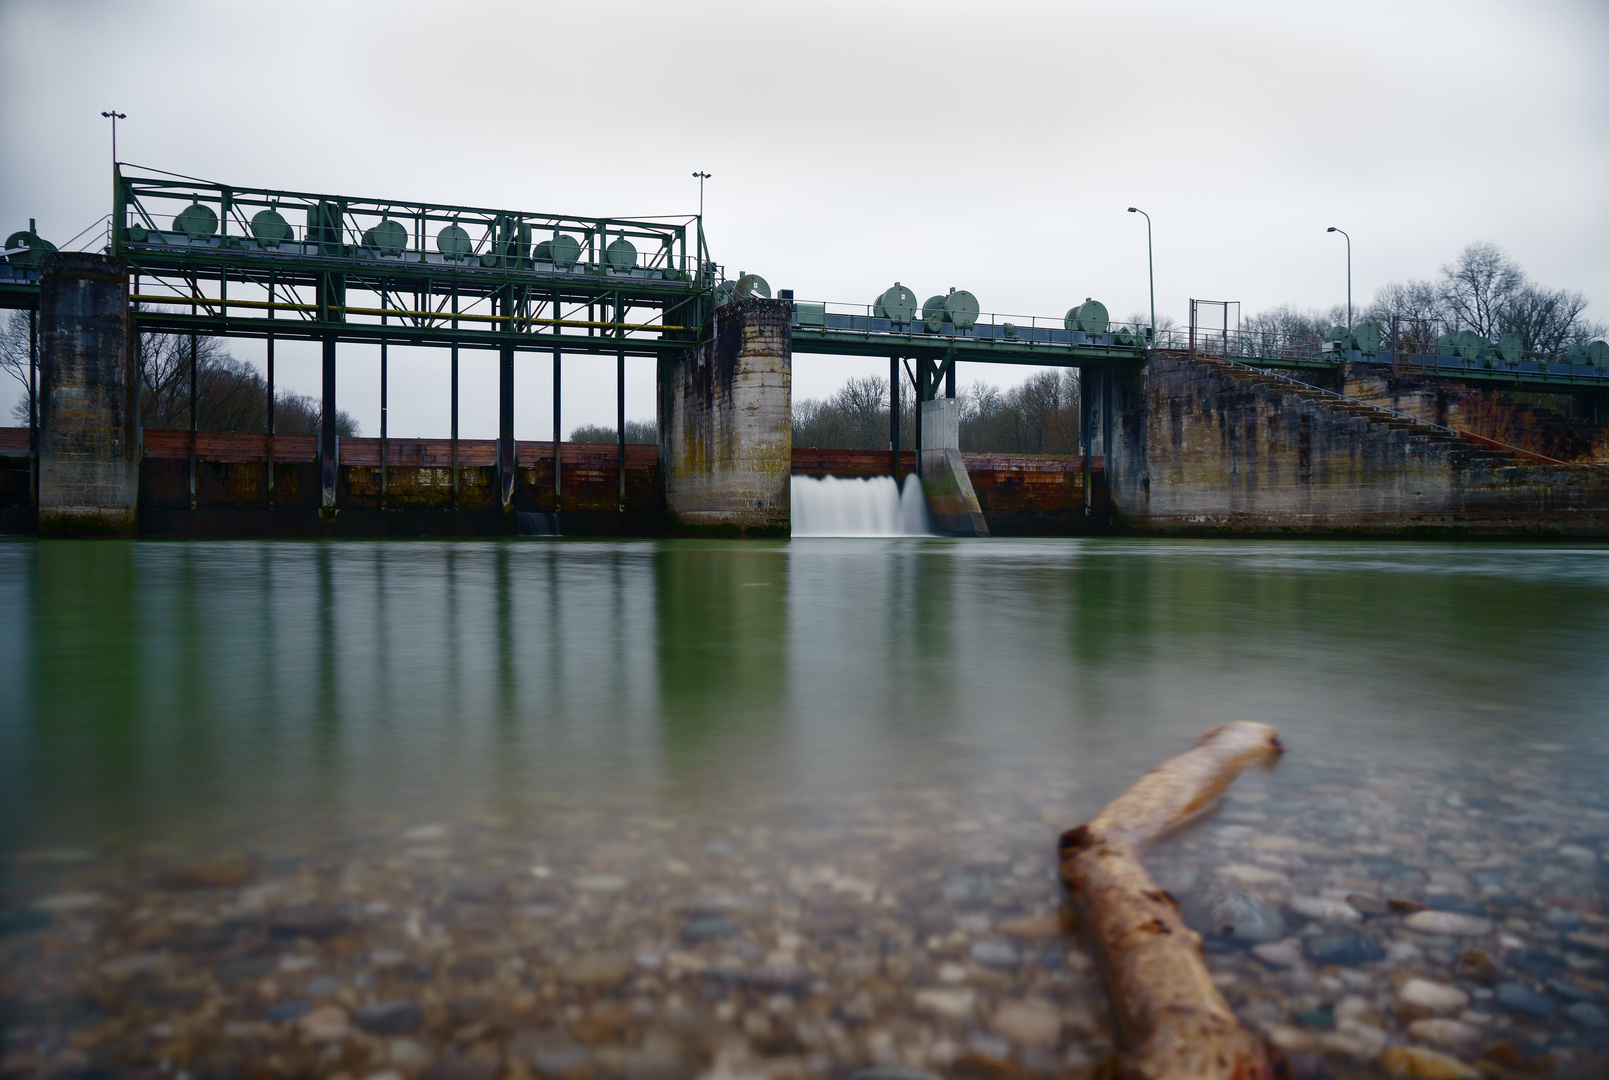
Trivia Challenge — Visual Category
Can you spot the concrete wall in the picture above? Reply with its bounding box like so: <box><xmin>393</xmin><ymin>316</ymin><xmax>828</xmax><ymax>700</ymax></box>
<box><xmin>37</xmin><ymin>253</ymin><xmax>137</xmax><ymax>537</ymax></box>
<box><xmin>658</xmin><ymin>297</ymin><xmax>791</xmax><ymax>536</ymax></box>
<box><xmin>1340</xmin><ymin>366</ymin><xmax>1608</xmax><ymax>462</ymax></box>
<box><xmin>918</xmin><ymin>397</ymin><xmax>988</xmax><ymax>535</ymax></box>
<box><xmin>1109</xmin><ymin>352</ymin><xmax>1609</xmax><ymax>535</ymax></box>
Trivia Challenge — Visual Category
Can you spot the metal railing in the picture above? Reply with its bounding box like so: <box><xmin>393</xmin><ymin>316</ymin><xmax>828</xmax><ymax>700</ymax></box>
<box><xmin>789</xmin><ymin>297</ymin><xmax>1151</xmax><ymax>349</ymax></box>
<box><xmin>113</xmin><ymin>166</ymin><xmax>711</xmax><ymax>287</ymax></box>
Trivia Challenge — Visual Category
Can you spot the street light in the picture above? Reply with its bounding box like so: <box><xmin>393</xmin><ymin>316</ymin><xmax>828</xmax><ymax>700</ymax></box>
<box><xmin>1327</xmin><ymin>226</ymin><xmax>1351</xmax><ymax>332</ymax></box>
<box><xmin>691</xmin><ymin>171</ymin><xmax>711</xmax><ymax>218</ymax></box>
<box><xmin>101</xmin><ymin>110</ymin><xmax>126</xmax><ymax>165</ymax></box>
<box><xmin>1127</xmin><ymin>207</ymin><xmax>1154</xmax><ymax>342</ymax></box>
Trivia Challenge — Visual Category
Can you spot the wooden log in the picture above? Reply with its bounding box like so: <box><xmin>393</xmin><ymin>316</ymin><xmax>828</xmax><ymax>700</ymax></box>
<box><xmin>1057</xmin><ymin>721</ymin><xmax>1287</xmax><ymax>1080</ymax></box>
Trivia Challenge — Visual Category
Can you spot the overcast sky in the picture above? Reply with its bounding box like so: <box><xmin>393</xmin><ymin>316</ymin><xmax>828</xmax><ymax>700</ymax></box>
<box><xmin>3</xmin><ymin>0</ymin><xmax>1606</xmax><ymax>439</ymax></box>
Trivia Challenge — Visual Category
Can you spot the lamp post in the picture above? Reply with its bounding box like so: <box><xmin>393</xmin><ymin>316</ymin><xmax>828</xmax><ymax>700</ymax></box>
<box><xmin>1327</xmin><ymin>226</ymin><xmax>1351</xmax><ymax>332</ymax></box>
<box><xmin>1127</xmin><ymin>207</ymin><xmax>1154</xmax><ymax>342</ymax></box>
<box><xmin>100</xmin><ymin>110</ymin><xmax>126</xmax><ymax>164</ymax></box>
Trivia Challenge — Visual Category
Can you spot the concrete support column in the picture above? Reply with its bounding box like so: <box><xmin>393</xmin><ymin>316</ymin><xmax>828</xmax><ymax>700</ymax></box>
<box><xmin>919</xmin><ymin>396</ymin><xmax>988</xmax><ymax>536</ymax></box>
<box><xmin>498</xmin><ymin>341</ymin><xmax>515</xmax><ymax>509</ymax></box>
<box><xmin>659</xmin><ymin>297</ymin><xmax>791</xmax><ymax>536</ymax></box>
<box><xmin>320</xmin><ymin>334</ymin><xmax>337</xmax><ymax>510</ymax></box>
<box><xmin>38</xmin><ymin>253</ymin><xmax>138</xmax><ymax>537</ymax></box>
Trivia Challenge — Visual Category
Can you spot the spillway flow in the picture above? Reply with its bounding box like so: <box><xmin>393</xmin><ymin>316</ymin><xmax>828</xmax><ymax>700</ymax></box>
<box><xmin>790</xmin><ymin>474</ymin><xmax>931</xmax><ymax>537</ymax></box>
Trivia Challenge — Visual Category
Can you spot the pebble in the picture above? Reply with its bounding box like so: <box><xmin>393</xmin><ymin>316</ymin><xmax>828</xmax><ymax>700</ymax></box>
<box><xmin>1453</xmin><ymin>948</ymin><xmax>1497</xmax><ymax>983</ymax></box>
<box><xmin>159</xmin><ymin>856</ymin><xmax>256</xmax><ymax>889</ymax></box>
<box><xmin>1216</xmin><ymin>863</ymin><xmax>1289</xmax><ymax>886</ymax></box>
<box><xmin>1403</xmin><ymin>911</ymin><xmax>1492</xmax><ymax>937</ymax></box>
<box><xmin>995</xmin><ymin>910</ymin><xmax>1062</xmax><ymax>941</ymax></box>
<box><xmin>560</xmin><ymin>951</ymin><xmax>632</xmax><ymax>989</ymax></box>
<box><xmin>1378</xmin><ymin>1045</ymin><xmax>1480</xmax><ymax>1078</ymax></box>
<box><xmin>100</xmin><ymin>952</ymin><xmax>169</xmax><ymax>979</ymax></box>
<box><xmin>1566</xmin><ymin>1002</ymin><xmax>1608</xmax><ymax>1028</ymax></box>
<box><xmin>1289</xmin><ymin>896</ymin><xmax>1361</xmax><ymax>923</ymax></box>
<box><xmin>682</xmin><ymin>915</ymin><xmax>741</xmax><ymax>943</ymax></box>
<box><xmin>32</xmin><ymin>892</ymin><xmax>104</xmax><ymax>912</ymax></box>
<box><xmin>573</xmin><ymin>873</ymin><xmax>628</xmax><ymax>892</ymax></box>
<box><xmin>914</xmin><ymin>987</ymin><xmax>974</xmax><ymax>1019</ymax></box>
<box><xmin>297</xmin><ymin>1004</ymin><xmax>350</xmax><ymax>1041</ymax></box>
<box><xmin>389</xmin><ymin>1038</ymin><xmax>435</xmax><ymax>1070</ymax></box>
<box><xmin>1397</xmin><ymin>979</ymin><xmax>1469</xmax><ymax>1012</ymax></box>
<box><xmin>1345</xmin><ymin>894</ymin><xmax>1389</xmax><ymax>917</ymax></box>
<box><xmin>1192</xmin><ymin>890</ymin><xmax>1286</xmax><ymax>945</ymax></box>
<box><xmin>1252</xmin><ymin>940</ymin><xmax>1304</xmax><ymax>968</ymax></box>
<box><xmin>268</xmin><ymin>906</ymin><xmax>353</xmax><ymax>940</ymax></box>
<box><xmin>990</xmin><ymin>998</ymin><xmax>1061</xmax><ymax>1046</ymax></box>
<box><xmin>846</xmin><ymin>1071</ymin><xmax>943</xmax><ymax>1080</ymax></box>
<box><xmin>355</xmin><ymin>999</ymin><xmax>425</xmax><ymax>1035</ymax></box>
<box><xmin>264</xmin><ymin>999</ymin><xmax>313</xmax><ymax>1023</ymax></box>
<box><xmin>1304</xmin><ymin>933</ymin><xmax>1386</xmax><ymax>966</ymax></box>
<box><xmin>1493</xmin><ymin>982</ymin><xmax>1556</xmax><ymax>1018</ymax></box>
<box><xmin>1405</xmin><ymin>1019</ymin><xmax>1479</xmax><ymax>1046</ymax></box>
<box><xmin>968</xmin><ymin>939</ymin><xmax>1019</xmax><ymax>968</ymax></box>
<box><xmin>421</xmin><ymin>1054</ymin><xmax>497</xmax><ymax>1080</ymax></box>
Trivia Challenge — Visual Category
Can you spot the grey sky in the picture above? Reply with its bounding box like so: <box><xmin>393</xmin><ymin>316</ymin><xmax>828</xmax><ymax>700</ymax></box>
<box><xmin>4</xmin><ymin>0</ymin><xmax>1606</xmax><ymax>439</ymax></box>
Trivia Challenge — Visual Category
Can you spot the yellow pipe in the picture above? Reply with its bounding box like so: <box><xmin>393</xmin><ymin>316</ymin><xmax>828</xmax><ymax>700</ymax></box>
<box><xmin>129</xmin><ymin>294</ymin><xmax>686</xmax><ymax>332</ymax></box>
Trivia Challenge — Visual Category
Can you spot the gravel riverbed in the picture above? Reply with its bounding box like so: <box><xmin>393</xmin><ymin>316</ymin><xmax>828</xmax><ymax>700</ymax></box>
<box><xmin>4</xmin><ymin>746</ymin><xmax>1606</xmax><ymax>1080</ymax></box>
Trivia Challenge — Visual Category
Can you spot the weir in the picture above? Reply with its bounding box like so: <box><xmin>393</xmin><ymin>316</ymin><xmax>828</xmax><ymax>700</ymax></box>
<box><xmin>3</xmin><ymin>166</ymin><xmax>1608</xmax><ymax>538</ymax></box>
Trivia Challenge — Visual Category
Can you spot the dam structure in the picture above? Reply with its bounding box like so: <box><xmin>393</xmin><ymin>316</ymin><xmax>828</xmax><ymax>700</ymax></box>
<box><xmin>3</xmin><ymin>167</ymin><xmax>1608</xmax><ymax>538</ymax></box>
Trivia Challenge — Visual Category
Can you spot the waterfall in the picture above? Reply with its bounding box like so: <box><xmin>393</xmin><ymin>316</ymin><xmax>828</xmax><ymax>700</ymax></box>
<box><xmin>790</xmin><ymin>475</ymin><xmax>931</xmax><ymax>537</ymax></box>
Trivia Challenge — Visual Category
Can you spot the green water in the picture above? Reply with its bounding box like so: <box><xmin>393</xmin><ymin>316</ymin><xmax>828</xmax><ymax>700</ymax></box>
<box><xmin>4</xmin><ymin>539</ymin><xmax>1607</xmax><ymax>853</ymax></box>
<box><xmin>2</xmin><ymin>538</ymin><xmax>1607</xmax><ymax>1076</ymax></box>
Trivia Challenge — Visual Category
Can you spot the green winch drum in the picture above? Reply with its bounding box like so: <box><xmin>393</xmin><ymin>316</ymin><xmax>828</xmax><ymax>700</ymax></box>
<box><xmin>1075</xmin><ymin>298</ymin><xmax>1109</xmax><ymax>335</ymax></box>
<box><xmin>875</xmin><ymin>282</ymin><xmax>917</xmax><ymax>324</ymax></box>
<box><xmin>1455</xmin><ymin>330</ymin><xmax>1486</xmax><ymax>359</ymax></box>
<box><xmin>370</xmin><ymin>219</ymin><xmax>407</xmax><ymax>257</ymax></box>
<box><xmin>4</xmin><ymin>229</ymin><xmax>57</xmax><ymax>266</ymax></box>
<box><xmin>1352</xmin><ymin>321</ymin><xmax>1383</xmax><ymax>355</ymax></box>
<box><xmin>436</xmin><ymin>224</ymin><xmax>471</xmax><ymax>260</ymax></box>
<box><xmin>1589</xmin><ymin>341</ymin><xmax>1609</xmax><ymax>370</ymax></box>
<box><xmin>922</xmin><ymin>294</ymin><xmax>948</xmax><ymax>333</ymax></box>
<box><xmin>532</xmin><ymin>240</ymin><xmax>554</xmax><ymax>264</ymax></box>
<box><xmin>943</xmin><ymin>288</ymin><xmax>979</xmax><ymax>330</ymax></box>
<box><xmin>1496</xmin><ymin>334</ymin><xmax>1524</xmax><ymax>364</ymax></box>
<box><xmin>174</xmin><ymin>203</ymin><xmax>218</xmax><ymax>240</ymax></box>
<box><xmin>605</xmin><ymin>236</ymin><xmax>637</xmax><ymax>271</ymax></box>
<box><xmin>549</xmin><ymin>234</ymin><xmax>582</xmax><ymax>270</ymax></box>
<box><xmin>249</xmin><ymin>209</ymin><xmax>291</xmax><ymax>248</ymax></box>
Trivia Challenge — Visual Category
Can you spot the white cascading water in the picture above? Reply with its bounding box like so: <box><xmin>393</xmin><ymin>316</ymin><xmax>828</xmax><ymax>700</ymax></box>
<box><xmin>790</xmin><ymin>475</ymin><xmax>931</xmax><ymax>537</ymax></box>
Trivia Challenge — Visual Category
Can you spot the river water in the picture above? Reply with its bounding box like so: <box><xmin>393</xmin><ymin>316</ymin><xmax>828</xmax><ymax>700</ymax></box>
<box><xmin>1</xmin><ymin>538</ymin><xmax>1606</xmax><ymax>1079</ymax></box>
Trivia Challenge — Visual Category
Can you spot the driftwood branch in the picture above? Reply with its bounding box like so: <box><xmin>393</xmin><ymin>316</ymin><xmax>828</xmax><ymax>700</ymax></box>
<box><xmin>1058</xmin><ymin>721</ymin><xmax>1286</xmax><ymax>1080</ymax></box>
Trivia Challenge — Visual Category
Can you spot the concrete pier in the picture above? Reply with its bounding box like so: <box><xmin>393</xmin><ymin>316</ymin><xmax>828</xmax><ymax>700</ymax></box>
<box><xmin>919</xmin><ymin>396</ymin><xmax>988</xmax><ymax>535</ymax></box>
<box><xmin>37</xmin><ymin>253</ymin><xmax>138</xmax><ymax>537</ymax></box>
<box><xmin>1107</xmin><ymin>352</ymin><xmax>1609</xmax><ymax>535</ymax></box>
<box><xmin>658</xmin><ymin>297</ymin><xmax>792</xmax><ymax>536</ymax></box>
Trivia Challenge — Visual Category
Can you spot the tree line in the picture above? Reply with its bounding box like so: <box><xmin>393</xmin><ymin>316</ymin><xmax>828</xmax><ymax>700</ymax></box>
<box><xmin>1244</xmin><ymin>242</ymin><xmax>1605</xmax><ymax>360</ymax></box>
<box><xmin>793</xmin><ymin>369</ymin><xmax>1082</xmax><ymax>454</ymax></box>
<box><xmin>2</xmin><ymin>311</ymin><xmax>358</xmax><ymax>435</ymax></box>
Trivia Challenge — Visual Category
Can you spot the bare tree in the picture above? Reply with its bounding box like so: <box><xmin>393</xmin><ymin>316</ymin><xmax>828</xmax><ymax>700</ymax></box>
<box><xmin>1439</xmin><ymin>242</ymin><xmax>1526</xmax><ymax>339</ymax></box>
<box><xmin>2</xmin><ymin>310</ymin><xmax>36</xmax><ymax>426</ymax></box>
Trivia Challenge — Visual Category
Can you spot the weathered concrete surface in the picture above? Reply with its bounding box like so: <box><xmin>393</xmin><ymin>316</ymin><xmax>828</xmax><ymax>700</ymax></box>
<box><xmin>659</xmin><ymin>297</ymin><xmax>791</xmax><ymax>536</ymax></box>
<box><xmin>1110</xmin><ymin>352</ymin><xmax>1609</xmax><ymax>535</ymax></box>
<box><xmin>1341</xmin><ymin>365</ymin><xmax>1608</xmax><ymax>462</ymax></box>
<box><xmin>37</xmin><ymin>253</ymin><xmax>137</xmax><ymax>537</ymax></box>
<box><xmin>918</xmin><ymin>397</ymin><xmax>988</xmax><ymax>535</ymax></box>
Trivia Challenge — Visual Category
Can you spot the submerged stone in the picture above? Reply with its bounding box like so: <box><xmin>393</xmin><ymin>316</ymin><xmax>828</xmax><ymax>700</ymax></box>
<box><xmin>1493</xmin><ymin>982</ymin><xmax>1556</xmax><ymax>1018</ymax></box>
<box><xmin>355</xmin><ymin>998</ymin><xmax>425</xmax><ymax>1034</ymax></box>
<box><xmin>1304</xmin><ymin>933</ymin><xmax>1386</xmax><ymax>966</ymax></box>
<box><xmin>1189</xmin><ymin>890</ymin><xmax>1286</xmax><ymax>947</ymax></box>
